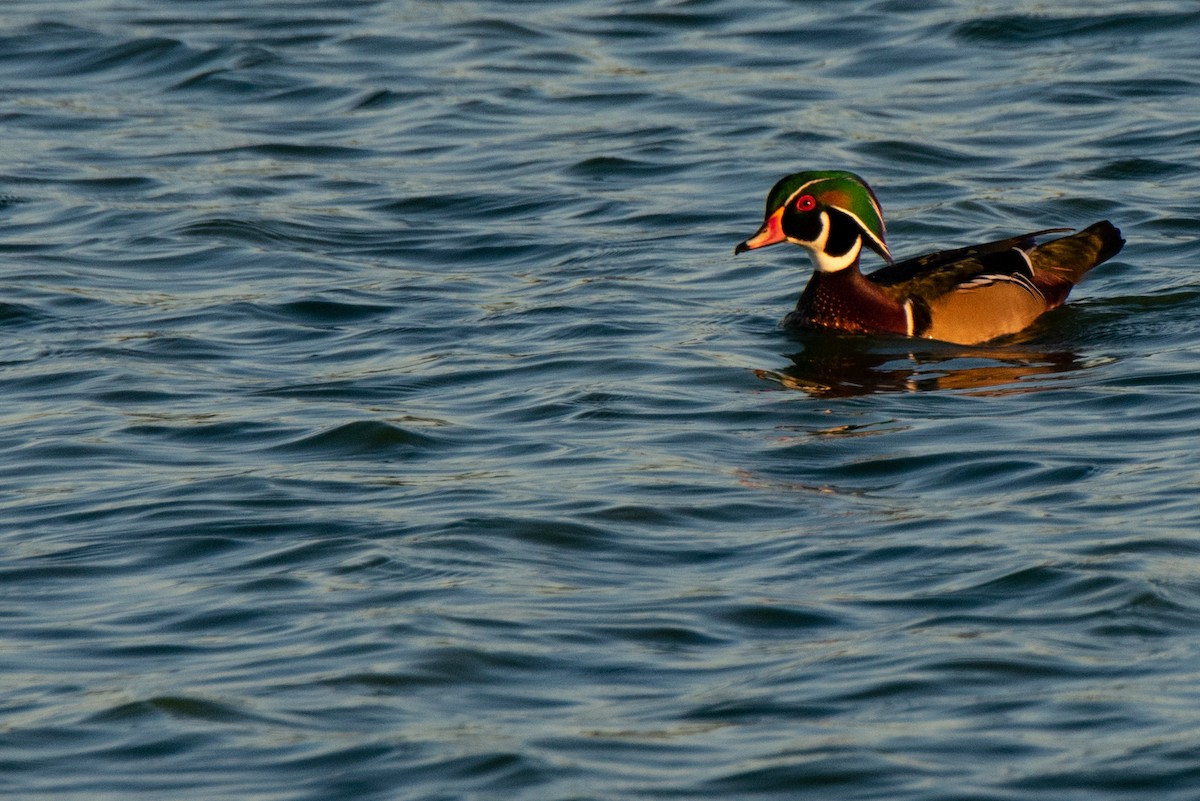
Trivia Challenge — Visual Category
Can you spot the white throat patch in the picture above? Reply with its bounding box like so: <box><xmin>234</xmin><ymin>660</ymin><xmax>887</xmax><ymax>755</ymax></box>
<box><xmin>794</xmin><ymin>211</ymin><xmax>862</xmax><ymax>273</ymax></box>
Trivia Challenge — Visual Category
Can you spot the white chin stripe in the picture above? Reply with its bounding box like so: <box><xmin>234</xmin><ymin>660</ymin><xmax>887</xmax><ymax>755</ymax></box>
<box><xmin>791</xmin><ymin>210</ymin><xmax>861</xmax><ymax>273</ymax></box>
<box><xmin>796</xmin><ymin>211</ymin><xmax>864</xmax><ymax>273</ymax></box>
<box><xmin>810</xmin><ymin>237</ymin><xmax>861</xmax><ymax>273</ymax></box>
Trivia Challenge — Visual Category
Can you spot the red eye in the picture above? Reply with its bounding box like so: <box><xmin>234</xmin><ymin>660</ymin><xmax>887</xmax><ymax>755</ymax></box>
<box><xmin>794</xmin><ymin>194</ymin><xmax>817</xmax><ymax>212</ymax></box>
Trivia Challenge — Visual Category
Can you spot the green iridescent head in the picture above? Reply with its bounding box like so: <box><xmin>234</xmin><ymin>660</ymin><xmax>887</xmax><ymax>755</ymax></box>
<box><xmin>736</xmin><ymin>170</ymin><xmax>892</xmax><ymax>271</ymax></box>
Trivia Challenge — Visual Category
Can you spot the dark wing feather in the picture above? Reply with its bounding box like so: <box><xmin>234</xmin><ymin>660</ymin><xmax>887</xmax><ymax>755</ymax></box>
<box><xmin>867</xmin><ymin>244</ymin><xmax>1043</xmax><ymax>307</ymax></box>
<box><xmin>865</xmin><ymin>228</ymin><xmax>1071</xmax><ymax>286</ymax></box>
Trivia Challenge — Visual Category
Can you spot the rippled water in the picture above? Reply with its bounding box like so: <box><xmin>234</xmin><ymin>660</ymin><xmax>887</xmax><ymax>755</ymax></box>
<box><xmin>3</xmin><ymin>1</ymin><xmax>1200</xmax><ymax>798</ymax></box>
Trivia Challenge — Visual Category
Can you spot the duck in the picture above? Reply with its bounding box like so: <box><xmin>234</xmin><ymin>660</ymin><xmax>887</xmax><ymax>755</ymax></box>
<box><xmin>734</xmin><ymin>170</ymin><xmax>1124</xmax><ymax>345</ymax></box>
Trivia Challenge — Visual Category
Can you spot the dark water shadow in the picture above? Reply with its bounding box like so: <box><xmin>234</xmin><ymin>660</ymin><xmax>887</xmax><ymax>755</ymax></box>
<box><xmin>758</xmin><ymin>331</ymin><xmax>1095</xmax><ymax>398</ymax></box>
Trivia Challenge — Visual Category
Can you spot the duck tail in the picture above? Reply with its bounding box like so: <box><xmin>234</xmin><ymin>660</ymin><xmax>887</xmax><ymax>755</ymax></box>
<box><xmin>1031</xmin><ymin>221</ymin><xmax>1124</xmax><ymax>307</ymax></box>
<box><xmin>1084</xmin><ymin>220</ymin><xmax>1126</xmax><ymax>267</ymax></box>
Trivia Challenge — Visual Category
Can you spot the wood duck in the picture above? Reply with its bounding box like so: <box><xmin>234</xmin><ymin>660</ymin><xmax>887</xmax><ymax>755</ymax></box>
<box><xmin>734</xmin><ymin>170</ymin><xmax>1124</xmax><ymax>345</ymax></box>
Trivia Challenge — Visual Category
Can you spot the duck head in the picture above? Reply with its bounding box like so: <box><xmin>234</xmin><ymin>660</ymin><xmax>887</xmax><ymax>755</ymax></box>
<box><xmin>735</xmin><ymin>170</ymin><xmax>892</xmax><ymax>272</ymax></box>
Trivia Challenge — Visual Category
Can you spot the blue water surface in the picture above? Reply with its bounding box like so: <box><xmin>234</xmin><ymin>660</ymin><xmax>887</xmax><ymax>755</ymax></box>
<box><xmin>3</xmin><ymin>1</ymin><xmax>1200</xmax><ymax>799</ymax></box>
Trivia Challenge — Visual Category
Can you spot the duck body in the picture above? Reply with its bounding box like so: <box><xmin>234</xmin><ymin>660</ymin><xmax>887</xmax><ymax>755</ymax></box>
<box><xmin>735</xmin><ymin>171</ymin><xmax>1124</xmax><ymax>345</ymax></box>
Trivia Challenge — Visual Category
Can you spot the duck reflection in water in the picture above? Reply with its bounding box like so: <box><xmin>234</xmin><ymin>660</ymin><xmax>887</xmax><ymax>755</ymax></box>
<box><xmin>758</xmin><ymin>330</ymin><xmax>1091</xmax><ymax>397</ymax></box>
